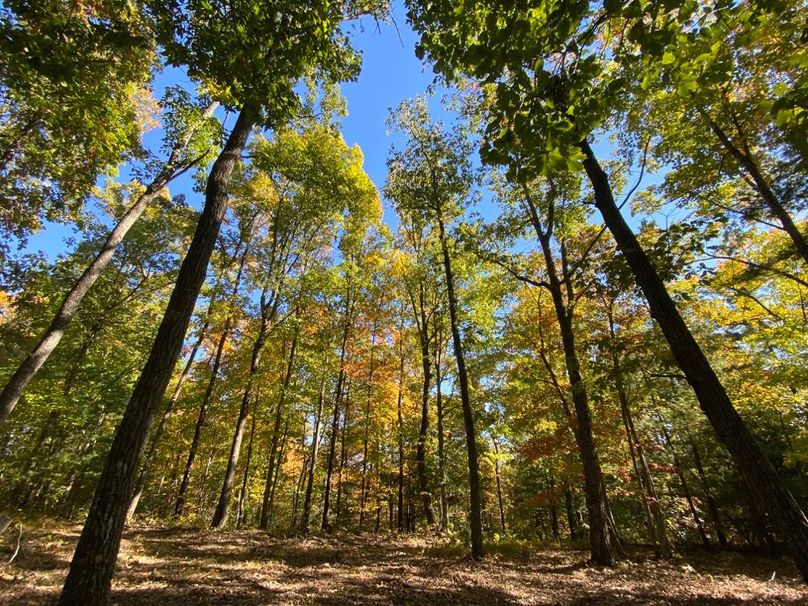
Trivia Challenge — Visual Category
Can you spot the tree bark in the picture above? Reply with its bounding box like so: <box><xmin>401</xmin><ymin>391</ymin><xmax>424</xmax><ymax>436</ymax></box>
<box><xmin>236</xmin><ymin>399</ymin><xmax>258</xmax><ymax>529</ymax></box>
<box><xmin>580</xmin><ymin>139</ymin><xmax>808</xmax><ymax>582</ymax></box>
<box><xmin>437</xmin><ymin>215</ymin><xmax>483</xmax><ymax>559</ymax></box>
<box><xmin>58</xmin><ymin>109</ymin><xmax>253</xmax><ymax>606</ymax></box>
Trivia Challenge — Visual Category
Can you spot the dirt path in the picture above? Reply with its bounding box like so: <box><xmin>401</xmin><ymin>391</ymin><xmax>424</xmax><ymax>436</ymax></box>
<box><xmin>2</xmin><ymin>524</ymin><xmax>807</xmax><ymax>605</ymax></box>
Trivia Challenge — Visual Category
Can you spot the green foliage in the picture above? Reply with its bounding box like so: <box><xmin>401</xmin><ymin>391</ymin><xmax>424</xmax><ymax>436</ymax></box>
<box><xmin>0</xmin><ymin>0</ymin><xmax>156</xmax><ymax>253</ymax></box>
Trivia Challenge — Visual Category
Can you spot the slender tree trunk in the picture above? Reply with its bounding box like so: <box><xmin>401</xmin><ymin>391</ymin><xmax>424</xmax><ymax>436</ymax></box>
<box><xmin>437</xmin><ymin>216</ymin><xmax>483</xmax><ymax>559</ymax></box>
<box><xmin>260</xmin><ymin>332</ymin><xmax>298</xmax><ymax>528</ymax></box>
<box><xmin>291</xmin><ymin>423</ymin><xmax>308</xmax><ymax>531</ymax></box>
<box><xmin>580</xmin><ymin>139</ymin><xmax>808</xmax><ymax>581</ymax></box>
<box><xmin>411</xmin><ymin>286</ymin><xmax>437</xmax><ymax>527</ymax></box>
<box><xmin>175</xmin><ymin>321</ymin><xmax>232</xmax><ymax>516</ymax></box>
<box><xmin>266</xmin><ymin>420</ymin><xmax>289</xmax><ymax>527</ymax></box>
<box><xmin>657</xmin><ymin>412</ymin><xmax>710</xmax><ymax>548</ymax></box>
<box><xmin>58</xmin><ymin>109</ymin><xmax>253</xmax><ymax>606</ymax></box>
<box><xmin>211</xmin><ymin>290</ymin><xmax>276</xmax><ymax>529</ymax></box>
<box><xmin>396</xmin><ymin>333</ymin><xmax>405</xmax><ymax>533</ymax></box>
<box><xmin>435</xmin><ymin>338</ymin><xmax>449</xmax><ymax>533</ymax></box>
<box><xmin>358</xmin><ymin>324</ymin><xmax>377</xmax><ymax>529</ymax></box>
<box><xmin>236</xmin><ymin>400</ymin><xmax>258</xmax><ymax>529</ymax></box>
<box><xmin>702</xmin><ymin>115</ymin><xmax>808</xmax><ymax>264</ymax></box>
<box><xmin>0</xmin><ymin>104</ymin><xmax>217</xmax><ymax>426</ymax></box>
<box><xmin>608</xmin><ymin>316</ymin><xmax>672</xmax><ymax>558</ymax></box>
<box><xmin>127</xmin><ymin>310</ymin><xmax>213</xmax><ymax>521</ymax></box>
<box><xmin>336</xmin><ymin>381</ymin><xmax>353</xmax><ymax>523</ymax></box>
<box><xmin>564</xmin><ymin>487</ymin><xmax>579</xmax><ymax>541</ymax></box>
<box><xmin>301</xmin><ymin>379</ymin><xmax>326</xmax><ymax>533</ymax></box>
<box><xmin>492</xmin><ymin>437</ymin><xmax>506</xmax><ymax>532</ymax></box>
<box><xmin>322</xmin><ymin>292</ymin><xmax>352</xmax><ymax>531</ymax></box>
<box><xmin>523</xmin><ymin>196</ymin><xmax>613</xmax><ymax>565</ymax></box>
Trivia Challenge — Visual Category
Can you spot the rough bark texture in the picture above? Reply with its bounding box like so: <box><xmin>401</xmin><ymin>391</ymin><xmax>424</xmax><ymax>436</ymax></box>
<box><xmin>57</xmin><ymin>109</ymin><xmax>253</xmax><ymax>606</ymax></box>
<box><xmin>580</xmin><ymin>139</ymin><xmax>808</xmax><ymax>582</ymax></box>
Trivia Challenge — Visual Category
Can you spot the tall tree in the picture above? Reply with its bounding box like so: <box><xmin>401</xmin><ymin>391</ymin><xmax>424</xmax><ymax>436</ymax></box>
<box><xmin>58</xmin><ymin>0</ymin><xmax>375</xmax><ymax>600</ymax></box>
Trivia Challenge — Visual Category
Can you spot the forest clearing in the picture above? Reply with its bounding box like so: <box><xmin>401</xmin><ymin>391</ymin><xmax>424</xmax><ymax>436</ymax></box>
<box><xmin>3</xmin><ymin>523</ymin><xmax>808</xmax><ymax>605</ymax></box>
<box><xmin>1</xmin><ymin>0</ymin><xmax>807</xmax><ymax>604</ymax></box>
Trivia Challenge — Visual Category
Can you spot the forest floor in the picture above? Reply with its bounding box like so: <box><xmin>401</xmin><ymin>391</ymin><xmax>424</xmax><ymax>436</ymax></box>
<box><xmin>1</xmin><ymin>522</ymin><xmax>807</xmax><ymax>605</ymax></box>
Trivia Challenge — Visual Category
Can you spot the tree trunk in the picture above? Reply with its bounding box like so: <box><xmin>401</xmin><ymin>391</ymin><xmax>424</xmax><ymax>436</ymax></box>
<box><xmin>492</xmin><ymin>437</ymin><xmax>506</xmax><ymax>532</ymax></box>
<box><xmin>703</xmin><ymin>115</ymin><xmax>808</xmax><ymax>265</ymax></box>
<box><xmin>128</xmin><ymin>310</ymin><xmax>212</xmax><ymax>521</ymax></box>
<box><xmin>523</xmin><ymin>195</ymin><xmax>613</xmax><ymax>565</ymax></box>
<box><xmin>437</xmin><ymin>216</ymin><xmax>483</xmax><ymax>559</ymax></box>
<box><xmin>236</xmin><ymin>400</ymin><xmax>258</xmax><ymax>529</ymax></box>
<box><xmin>322</xmin><ymin>292</ymin><xmax>352</xmax><ymax>531</ymax></box>
<box><xmin>211</xmin><ymin>289</ymin><xmax>276</xmax><ymax>529</ymax></box>
<box><xmin>657</xmin><ymin>412</ymin><xmax>711</xmax><ymax>548</ymax></box>
<box><xmin>580</xmin><ymin>139</ymin><xmax>808</xmax><ymax>582</ymax></box>
<box><xmin>175</xmin><ymin>320</ymin><xmax>232</xmax><ymax>517</ymax></box>
<box><xmin>608</xmin><ymin>315</ymin><xmax>672</xmax><ymax>558</ymax></box>
<box><xmin>260</xmin><ymin>332</ymin><xmax>298</xmax><ymax>528</ymax></box>
<box><xmin>358</xmin><ymin>323</ymin><xmax>377</xmax><ymax>529</ymax></box>
<box><xmin>0</xmin><ymin>103</ymin><xmax>217</xmax><ymax>426</ymax></box>
<box><xmin>435</xmin><ymin>336</ymin><xmax>449</xmax><ymax>533</ymax></box>
<box><xmin>58</xmin><ymin>109</ymin><xmax>253</xmax><ymax>606</ymax></box>
<box><xmin>301</xmin><ymin>379</ymin><xmax>326</xmax><ymax>533</ymax></box>
<box><xmin>396</xmin><ymin>325</ymin><xmax>406</xmax><ymax>533</ymax></box>
<box><xmin>266</xmin><ymin>420</ymin><xmax>290</xmax><ymax>527</ymax></box>
<box><xmin>412</xmin><ymin>286</ymin><xmax>437</xmax><ymax>527</ymax></box>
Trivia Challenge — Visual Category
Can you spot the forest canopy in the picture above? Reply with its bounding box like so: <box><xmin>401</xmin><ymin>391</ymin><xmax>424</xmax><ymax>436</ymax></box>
<box><xmin>0</xmin><ymin>1</ymin><xmax>806</xmax><ymax>604</ymax></box>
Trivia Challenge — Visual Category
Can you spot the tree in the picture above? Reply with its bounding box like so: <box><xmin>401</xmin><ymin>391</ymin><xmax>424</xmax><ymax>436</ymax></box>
<box><xmin>407</xmin><ymin>0</ymin><xmax>808</xmax><ymax>580</ymax></box>
<box><xmin>58</xmin><ymin>0</ymin><xmax>378</xmax><ymax>601</ymax></box>
<box><xmin>385</xmin><ymin>97</ymin><xmax>484</xmax><ymax>559</ymax></box>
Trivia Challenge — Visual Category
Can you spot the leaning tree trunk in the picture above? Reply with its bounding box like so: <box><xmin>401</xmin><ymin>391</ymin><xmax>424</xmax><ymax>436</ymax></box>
<box><xmin>702</xmin><ymin>114</ymin><xmax>808</xmax><ymax>265</ymax></box>
<box><xmin>580</xmin><ymin>139</ymin><xmax>808</xmax><ymax>582</ymax></box>
<box><xmin>0</xmin><ymin>103</ymin><xmax>217</xmax><ymax>427</ymax></box>
<box><xmin>437</xmin><ymin>216</ymin><xmax>483</xmax><ymax>559</ymax></box>
<box><xmin>127</xmin><ymin>311</ymin><xmax>211</xmax><ymax>521</ymax></box>
<box><xmin>174</xmin><ymin>318</ymin><xmax>233</xmax><ymax>517</ymax></box>
<box><xmin>57</xmin><ymin>110</ymin><xmax>253</xmax><ymax>606</ymax></box>
<box><xmin>211</xmin><ymin>290</ymin><xmax>275</xmax><ymax>529</ymax></box>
